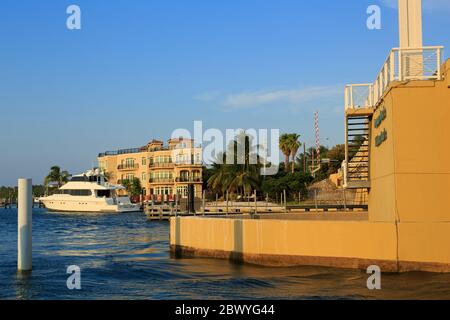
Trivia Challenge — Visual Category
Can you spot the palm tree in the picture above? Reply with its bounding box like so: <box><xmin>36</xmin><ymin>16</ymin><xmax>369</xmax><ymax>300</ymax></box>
<box><xmin>288</xmin><ymin>134</ymin><xmax>301</xmax><ymax>174</ymax></box>
<box><xmin>279</xmin><ymin>134</ymin><xmax>291</xmax><ymax>172</ymax></box>
<box><xmin>207</xmin><ymin>132</ymin><xmax>262</xmax><ymax>197</ymax></box>
<box><xmin>44</xmin><ymin>166</ymin><xmax>70</xmax><ymax>187</ymax></box>
<box><xmin>207</xmin><ymin>153</ymin><xmax>228</xmax><ymax>194</ymax></box>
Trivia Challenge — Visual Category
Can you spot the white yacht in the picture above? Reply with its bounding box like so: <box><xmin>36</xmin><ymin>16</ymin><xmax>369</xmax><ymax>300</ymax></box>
<box><xmin>40</xmin><ymin>169</ymin><xmax>141</xmax><ymax>213</ymax></box>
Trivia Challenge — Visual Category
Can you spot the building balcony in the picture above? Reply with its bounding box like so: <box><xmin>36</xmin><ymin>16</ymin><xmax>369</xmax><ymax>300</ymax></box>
<box><xmin>117</xmin><ymin>164</ymin><xmax>139</xmax><ymax>171</ymax></box>
<box><xmin>149</xmin><ymin>162</ymin><xmax>175</xmax><ymax>169</ymax></box>
<box><xmin>345</xmin><ymin>46</ymin><xmax>444</xmax><ymax>111</ymax></box>
<box><xmin>149</xmin><ymin>178</ymin><xmax>175</xmax><ymax>184</ymax></box>
<box><xmin>174</xmin><ymin>161</ymin><xmax>203</xmax><ymax>167</ymax></box>
<box><xmin>175</xmin><ymin>177</ymin><xmax>202</xmax><ymax>183</ymax></box>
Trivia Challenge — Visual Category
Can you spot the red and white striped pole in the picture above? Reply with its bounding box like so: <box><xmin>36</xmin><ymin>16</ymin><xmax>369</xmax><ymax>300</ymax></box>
<box><xmin>314</xmin><ymin>111</ymin><xmax>320</xmax><ymax>167</ymax></box>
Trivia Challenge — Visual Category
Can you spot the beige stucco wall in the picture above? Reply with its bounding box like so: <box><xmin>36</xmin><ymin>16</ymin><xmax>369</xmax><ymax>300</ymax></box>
<box><xmin>445</xmin><ymin>60</ymin><xmax>450</xmax><ymax>88</ymax></box>
<box><xmin>368</xmin><ymin>94</ymin><xmax>396</xmax><ymax>222</ymax></box>
<box><xmin>98</xmin><ymin>155</ymin><xmax>118</xmax><ymax>181</ymax></box>
<box><xmin>399</xmin><ymin>222</ymin><xmax>450</xmax><ymax>268</ymax></box>
<box><xmin>171</xmin><ymin>216</ymin><xmax>450</xmax><ymax>272</ymax></box>
<box><xmin>369</xmin><ymin>69</ymin><xmax>450</xmax><ymax>223</ymax></box>
<box><xmin>171</xmin><ymin>217</ymin><xmax>398</xmax><ymax>266</ymax></box>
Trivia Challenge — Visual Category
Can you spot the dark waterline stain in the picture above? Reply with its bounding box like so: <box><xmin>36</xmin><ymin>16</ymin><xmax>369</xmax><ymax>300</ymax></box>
<box><xmin>0</xmin><ymin>208</ymin><xmax>450</xmax><ymax>300</ymax></box>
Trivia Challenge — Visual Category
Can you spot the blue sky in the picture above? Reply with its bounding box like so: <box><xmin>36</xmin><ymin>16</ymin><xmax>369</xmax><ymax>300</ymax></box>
<box><xmin>0</xmin><ymin>0</ymin><xmax>449</xmax><ymax>186</ymax></box>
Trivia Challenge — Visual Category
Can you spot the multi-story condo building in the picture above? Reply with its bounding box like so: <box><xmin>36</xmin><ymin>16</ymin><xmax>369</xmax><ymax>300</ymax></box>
<box><xmin>98</xmin><ymin>138</ymin><xmax>203</xmax><ymax>200</ymax></box>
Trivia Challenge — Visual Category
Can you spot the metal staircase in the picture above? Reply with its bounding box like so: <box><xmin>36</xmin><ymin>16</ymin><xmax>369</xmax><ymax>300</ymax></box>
<box><xmin>342</xmin><ymin>46</ymin><xmax>443</xmax><ymax>190</ymax></box>
<box><xmin>344</xmin><ymin>114</ymin><xmax>371</xmax><ymax>189</ymax></box>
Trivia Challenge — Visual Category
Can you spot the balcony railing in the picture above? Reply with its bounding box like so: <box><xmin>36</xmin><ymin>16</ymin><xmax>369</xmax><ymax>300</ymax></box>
<box><xmin>174</xmin><ymin>161</ymin><xmax>203</xmax><ymax>166</ymax></box>
<box><xmin>99</xmin><ymin>148</ymin><xmax>144</xmax><ymax>158</ymax></box>
<box><xmin>175</xmin><ymin>177</ymin><xmax>202</xmax><ymax>183</ymax></box>
<box><xmin>345</xmin><ymin>46</ymin><xmax>444</xmax><ymax>110</ymax></box>
<box><xmin>149</xmin><ymin>162</ymin><xmax>174</xmax><ymax>169</ymax></box>
<box><xmin>149</xmin><ymin>178</ymin><xmax>174</xmax><ymax>184</ymax></box>
<box><xmin>117</xmin><ymin>164</ymin><xmax>139</xmax><ymax>170</ymax></box>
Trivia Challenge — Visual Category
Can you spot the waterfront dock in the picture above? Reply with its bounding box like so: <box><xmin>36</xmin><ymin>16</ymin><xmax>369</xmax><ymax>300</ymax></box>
<box><xmin>0</xmin><ymin>202</ymin><xmax>14</xmax><ymax>209</ymax></box>
<box><xmin>1</xmin><ymin>200</ymin><xmax>44</xmax><ymax>209</ymax></box>
<box><xmin>145</xmin><ymin>201</ymin><xmax>368</xmax><ymax>221</ymax></box>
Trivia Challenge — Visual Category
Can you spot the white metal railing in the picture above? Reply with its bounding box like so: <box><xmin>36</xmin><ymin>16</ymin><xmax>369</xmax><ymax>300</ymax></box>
<box><xmin>345</xmin><ymin>46</ymin><xmax>444</xmax><ymax>110</ymax></box>
<box><xmin>342</xmin><ymin>160</ymin><xmax>348</xmax><ymax>188</ymax></box>
<box><xmin>345</xmin><ymin>83</ymin><xmax>374</xmax><ymax>110</ymax></box>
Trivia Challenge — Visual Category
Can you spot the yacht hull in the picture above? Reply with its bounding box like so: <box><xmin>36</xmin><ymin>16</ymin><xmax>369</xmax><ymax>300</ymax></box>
<box><xmin>40</xmin><ymin>199</ymin><xmax>141</xmax><ymax>213</ymax></box>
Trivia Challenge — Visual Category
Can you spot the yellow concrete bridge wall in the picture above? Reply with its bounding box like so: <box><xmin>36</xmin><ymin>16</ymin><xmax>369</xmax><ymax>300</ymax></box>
<box><xmin>398</xmin><ymin>222</ymin><xmax>450</xmax><ymax>272</ymax></box>
<box><xmin>369</xmin><ymin>60</ymin><xmax>450</xmax><ymax>223</ymax></box>
<box><xmin>171</xmin><ymin>217</ymin><xmax>399</xmax><ymax>271</ymax></box>
<box><xmin>171</xmin><ymin>216</ymin><xmax>450</xmax><ymax>272</ymax></box>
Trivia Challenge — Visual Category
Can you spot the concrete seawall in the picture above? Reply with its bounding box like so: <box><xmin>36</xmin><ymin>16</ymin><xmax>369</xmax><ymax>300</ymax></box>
<box><xmin>170</xmin><ymin>216</ymin><xmax>450</xmax><ymax>273</ymax></box>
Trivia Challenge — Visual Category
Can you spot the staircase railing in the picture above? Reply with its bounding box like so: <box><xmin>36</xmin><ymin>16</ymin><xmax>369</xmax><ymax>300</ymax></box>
<box><xmin>345</xmin><ymin>46</ymin><xmax>444</xmax><ymax>110</ymax></box>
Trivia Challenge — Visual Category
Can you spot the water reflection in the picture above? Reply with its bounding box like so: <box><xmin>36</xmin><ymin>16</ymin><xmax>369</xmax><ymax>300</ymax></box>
<box><xmin>0</xmin><ymin>208</ymin><xmax>450</xmax><ymax>300</ymax></box>
<box><xmin>15</xmin><ymin>271</ymin><xmax>33</xmax><ymax>300</ymax></box>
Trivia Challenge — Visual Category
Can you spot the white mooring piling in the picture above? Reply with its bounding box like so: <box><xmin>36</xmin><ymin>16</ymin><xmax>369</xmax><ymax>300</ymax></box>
<box><xmin>18</xmin><ymin>178</ymin><xmax>32</xmax><ymax>272</ymax></box>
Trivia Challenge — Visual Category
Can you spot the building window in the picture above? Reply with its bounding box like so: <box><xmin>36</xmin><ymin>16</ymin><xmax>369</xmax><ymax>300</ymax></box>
<box><xmin>155</xmin><ymin>155</ymin><xmax>171</xmax><ymax>164</ymax></box>
<box><xmin>176</xmin><ymin>142</ymin><xmax>188</xmax><ymax>149</ymax></box>
<box><xmin>179</xmin><ymin>171</ymin><xmax>189</xmax><ymax>182</ymax></box>
<box><xmin>142</xmin><ymin>173</ymin><xmax>146</xmax><ymax>182</ymax></box>
<box><xmin>176</xmin><ymin>186</ymin><xmax>188</xmax><ymax>198</ymax></box>
<box><xmin>176</xmin><ymin>186</ymin><xmax>197</xmax><ymax>198</ymax></box>
<box><xmin>192</xmin><ymin>170</ymin><xmax>201</xmax><ymax>180</ymax></box>
<box><xmin>176</xmin><ymin>154</ymin><xmax>191</xmax><ymax>165</ymax></box>
<box><xmin>122</xmin><ymin>158</ymin><xmax>136</xmax><ymax>168</ymax></box>
<box><xmin>155</xmin><ymin>171</ymin><xmax>172</xmax><ymax>179</ymax></box>
<box><xmin>142</xmin><ymin>157</ymin><xmax>147</xmax><ymax>166</ymax></box>
<box><xmin>155</xmin><ymin>187</ymin><xmax>173</xmax><ymax>195</ymax></box>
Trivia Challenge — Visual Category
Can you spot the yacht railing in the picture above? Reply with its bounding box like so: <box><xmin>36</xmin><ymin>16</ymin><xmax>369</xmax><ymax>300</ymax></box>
<box><xmin>345</xmin><ymin>46</ymin><xmax>444</xmax><ymax>110</ymax></box>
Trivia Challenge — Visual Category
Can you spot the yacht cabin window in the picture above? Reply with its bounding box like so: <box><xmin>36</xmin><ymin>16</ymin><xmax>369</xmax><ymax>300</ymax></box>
<box><xmin>97</xmin><ymin>190</ymin><xmax>111</xmax><ymax>198</ymax></box>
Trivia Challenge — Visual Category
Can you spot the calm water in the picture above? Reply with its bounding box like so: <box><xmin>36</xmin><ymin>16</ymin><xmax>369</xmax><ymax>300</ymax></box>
<box><xmin>0</xmin><ymin>208</ymin><xmax>449</xmax><ymax>300</ymax></box>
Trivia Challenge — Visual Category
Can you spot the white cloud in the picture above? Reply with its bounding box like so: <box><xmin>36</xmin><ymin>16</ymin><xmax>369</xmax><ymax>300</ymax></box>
<box><xmin>381</xmin><ymin>0</ymin><xmax>450</xmax><ymax>12</ymax></box>
<box><xmin>221</xmin><ymin>85</ymin><xmax>342</xmax><ymax>110</ymax></box>
<box><xmin>193</xmin><ymin>90</ymin><xmax>222</xmax><ymax>102</ymax></box>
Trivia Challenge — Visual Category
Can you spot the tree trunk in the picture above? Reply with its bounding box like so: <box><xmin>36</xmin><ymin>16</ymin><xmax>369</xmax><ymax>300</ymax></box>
<box><xmin>284</xmin><ymin>154</ymin><xmax>290</xmax><ymax>172</ymax></box>
<box><xmin>291</xmin><ymin>150</ymin><xmax>298</xmax><ymax>174</ymax></box>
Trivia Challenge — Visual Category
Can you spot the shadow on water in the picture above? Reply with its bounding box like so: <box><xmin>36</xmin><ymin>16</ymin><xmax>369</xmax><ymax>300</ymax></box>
<box><xmin>15</xmin><ymin>271</ymin><xmax>33</xmax><ymax>300</ymax></box>
<box><xmin>1</xmin><ymin>208</ymin><xmax>450</xmax><ymax>300</ymax></box>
